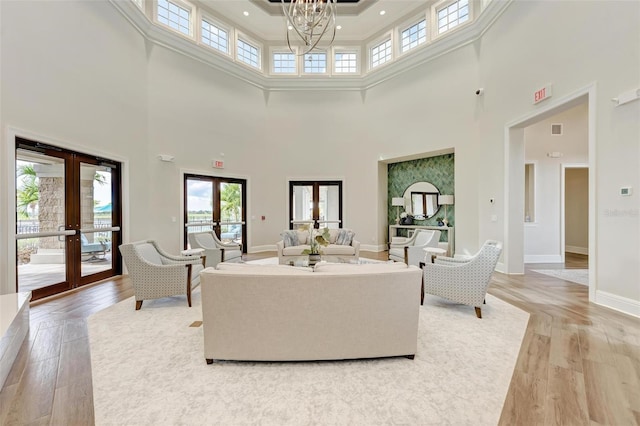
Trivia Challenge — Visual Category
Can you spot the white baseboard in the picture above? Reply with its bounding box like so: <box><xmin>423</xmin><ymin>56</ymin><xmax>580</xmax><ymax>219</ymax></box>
<box><xmin>565</xmin><ymin>245</ymin><xmax>588</xmax><ymax>255</ymax></box>
<box><xmin>524</xmin><ymin>254</ymin><xmax>562</xmax><ymax>263</ymax></box>
<box><xmin>248</xmin><ymin>245</ymin><xmax>276</xmax><ymax>253</ymax></box>
<box><xmin>595</xmin><ymin>290</ymin><xmax>640</xmax><ymax>318</ymax></box>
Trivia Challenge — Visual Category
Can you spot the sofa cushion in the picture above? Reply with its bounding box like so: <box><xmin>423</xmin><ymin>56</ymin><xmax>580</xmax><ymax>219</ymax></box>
<box><xmin>282</xmin><ymin>245</ymin><xmax>310</xmax><ymax>256</ymax></box>
<box><xmin>323</xmin><ymin>244</ymin><xmax>356</xmax><ymax>256</ymax></box>
<box><xmin>335</xmin><ymin>229</ymin><xmax>355</xmax><ymax>246</ymax></box>
<box><xmin>213</xmin><ymin>263</ymin><xmax>313</xmax><ymax>274</ymax></box>
<box><xmin>280</xmin><ymin>230</ymin><xmax>299</xmax><ymax>248</ymax></box>
<box><xmin>314</xmin><ymin>262</ymin><xmax>410</xmax><ymax>274</ymax></box>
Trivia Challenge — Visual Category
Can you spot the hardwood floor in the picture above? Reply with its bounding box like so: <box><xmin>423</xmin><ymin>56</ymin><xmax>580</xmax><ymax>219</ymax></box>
<box><xmin>1</xmin><ymin>252</ymin><xmax>638</xmax><ymax>425</ymax></box>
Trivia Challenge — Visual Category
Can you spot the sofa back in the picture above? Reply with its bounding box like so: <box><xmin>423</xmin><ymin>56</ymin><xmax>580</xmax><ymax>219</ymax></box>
<box><xmin>200</xmin><ymin>263</ymin><xmax>421</xmax><ymax>361</ymax></box>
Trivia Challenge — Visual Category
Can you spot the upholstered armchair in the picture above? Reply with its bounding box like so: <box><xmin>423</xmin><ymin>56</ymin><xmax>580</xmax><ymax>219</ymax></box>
<box><xmin>189</xmin><ymin>231</ymin><xmax>243</xmax><ymax>264</ymax></box>
<box><xmin>388</xmin><ymin>229</ymin><xmax>441</xmax><ymax>266</ymax></box>
<box><xmin>119</xmin><ymin>240</ymin><xmax>205</xmax><ymax>310</ymax></box>
<box><xmin>422</xmin><ymin>240</ymin><xmax>502</xmax><ymax>318</ymax></box>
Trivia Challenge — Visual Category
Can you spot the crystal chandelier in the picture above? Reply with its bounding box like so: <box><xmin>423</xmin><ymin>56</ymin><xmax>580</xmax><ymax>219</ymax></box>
<box><xmin>282</xmin><ymin>0</ymin><xmax>337</xmax><ymax>55</ymax></box>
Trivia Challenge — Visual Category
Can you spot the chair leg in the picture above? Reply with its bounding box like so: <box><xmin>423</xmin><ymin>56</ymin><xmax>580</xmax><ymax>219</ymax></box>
<box><xmin>186</xmin><ymin>264</ymin><xmax>193</xmax><ymax>308</ymax></box>
<box><xmin>135</xmin><ymin>300</ymin><xmax>143</xmax><ymax>310</ymax></box>
<box><xmin>474</xmin><ymin>307</ymin><xmax>482</xmax><ymax>318</ymax></box>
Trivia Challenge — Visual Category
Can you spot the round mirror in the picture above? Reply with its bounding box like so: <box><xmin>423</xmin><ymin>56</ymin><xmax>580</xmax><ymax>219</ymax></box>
<box><xmin>403</xmin><ymin>182</ymin><xmax>441</xmax><ymax>220</ymax></box>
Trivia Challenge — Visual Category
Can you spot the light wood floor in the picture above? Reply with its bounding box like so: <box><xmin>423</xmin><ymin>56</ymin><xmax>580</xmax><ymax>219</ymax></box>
<box><xmin>1</xmin><ymin>252</ymin><xmax>638</xmax><ymax>425</ymax></box>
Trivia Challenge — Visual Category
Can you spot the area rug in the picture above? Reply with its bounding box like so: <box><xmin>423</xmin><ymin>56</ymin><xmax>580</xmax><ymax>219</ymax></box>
<box><xmin>88</xmin><ymin>288</ymin><xmax>529</xmax><ymax>425</ymax></box>
<box><xmin>530</xmin><ymin>269</ymin><xmax>589</xmax><ymax>286</ymax></box>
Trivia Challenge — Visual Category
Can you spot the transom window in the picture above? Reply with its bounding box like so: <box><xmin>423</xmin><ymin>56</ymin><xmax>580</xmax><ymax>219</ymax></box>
<box><xmin>157</xmin><ymin>0</ymin><xmax>191</xmax><ymax>36</ymax></box>
<box><xmin>237</xmin><ymin>39</ymin><xmax>260</xmax><ymax>69</ymax></box>
<box><xmin>304</xmin><ymin>52</ymin><xmax>327</xmax><ymax>73</ymax></box>
<box><xmin>437</xmin><ymin>0</ymin><xmax>469</xmax><ymax>34</ymax></box>
<box><xmin>201</xmin><ymin>19</ymin><xmax>228</xmax><ymax>54</ymax></box>
<box><xmin>273</xmin><ymin>52</ymin><xmax>296</xmax><ymax>73</ymax></box>
<box><xmin>371</xmin><ymin>39</ymin><xmax>392</xmax><ymax>68</ymax></box>
<box><xmin>401</xmin><ymin>19</ymin><xmax>427</xmax><ymax>53</ymax></box>
<box><xmin>334</xmin><ymin>52</ymin><xmax>357</xmax><ymax>73</ymax></box>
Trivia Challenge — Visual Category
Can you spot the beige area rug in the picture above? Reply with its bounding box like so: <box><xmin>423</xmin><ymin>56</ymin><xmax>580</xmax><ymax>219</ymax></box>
<box><xmin>88</xmin><ymin>282</ymin><xmax>529</xmax><ymax>425</ymax></box>
<box><xmin>530</xmin><ymin>269</ymin><xmax>589</xmax><ymax>286</ymax></box>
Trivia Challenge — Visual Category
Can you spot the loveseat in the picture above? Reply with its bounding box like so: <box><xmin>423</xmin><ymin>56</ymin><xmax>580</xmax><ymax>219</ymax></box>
<box><xmin>276</xmin><ymin>228</ymin><xmax>360</xmax><ymax>264</ymax></box>
<box><xmin>200</xmin><ymin>262</ymin><xmax>422</xmax><ymax>363</ymax></box>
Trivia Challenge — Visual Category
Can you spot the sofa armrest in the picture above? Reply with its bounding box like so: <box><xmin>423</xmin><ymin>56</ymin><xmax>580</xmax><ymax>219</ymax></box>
<box><xmin>351</xmin><ymin>240</ymin><xmax>360</xmax><ymax>258</ymax></box>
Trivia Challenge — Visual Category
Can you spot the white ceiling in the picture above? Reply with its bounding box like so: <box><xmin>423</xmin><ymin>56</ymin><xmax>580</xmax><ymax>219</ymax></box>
<box><xmin>196</xmin><ymin>0</ymin><xmax>430</xmax><ymax>42</ymax></box>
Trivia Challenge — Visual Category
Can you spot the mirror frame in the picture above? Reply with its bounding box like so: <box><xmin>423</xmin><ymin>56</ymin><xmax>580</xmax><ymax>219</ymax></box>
<box><xmin>403</xmin><ymin>182</ymin><xmax>441</xmax><ymax>220</ymax></box>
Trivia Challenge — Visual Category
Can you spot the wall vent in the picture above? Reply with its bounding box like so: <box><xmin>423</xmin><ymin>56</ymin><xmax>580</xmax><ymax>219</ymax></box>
<box><xmin>551</xmin><ymin>123</ymin><xmax>563</xmax><ymax>135</ymax></box>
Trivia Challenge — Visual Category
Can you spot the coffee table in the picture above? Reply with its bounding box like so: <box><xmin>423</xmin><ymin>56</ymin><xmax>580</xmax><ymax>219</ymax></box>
<box><xmin>287</xmin><ymin>255</ymin><xmax>382</xmax><ymax>268</ymax></box>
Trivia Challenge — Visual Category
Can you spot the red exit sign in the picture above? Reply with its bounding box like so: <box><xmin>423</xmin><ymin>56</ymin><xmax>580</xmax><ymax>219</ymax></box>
<box><xmin>212</xmin><ymin>160</ymin><xmax>224</xmax><ymax>169</ymax></box>
<box><xmin>534</xmin><ymin>84</ymin><xmax>553</xmax><ymax>104</ymax></box>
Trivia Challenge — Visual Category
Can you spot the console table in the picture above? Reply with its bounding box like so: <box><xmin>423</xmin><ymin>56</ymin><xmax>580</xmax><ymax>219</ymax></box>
<box><xmin>389</xmin><ymin>225</ymin><xmax>454</xmax><ymax>256</ymax></box>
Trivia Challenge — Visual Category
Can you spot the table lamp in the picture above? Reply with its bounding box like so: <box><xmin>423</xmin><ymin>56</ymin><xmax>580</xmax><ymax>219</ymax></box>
<box><xmin>392</xmin><ymin>197</ymin><xmax>405</xmax><ymax>224</ymax></box>
<box><xmin>438</xmin><ymin>195</ymin><xmax>454</xmax><ymax>226</ymax></box>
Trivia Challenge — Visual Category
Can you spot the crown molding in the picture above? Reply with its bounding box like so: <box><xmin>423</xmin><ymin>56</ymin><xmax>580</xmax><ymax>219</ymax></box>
<box><xmin>108</xmin><ymin>0</ymin><xmax>512</xmax><ymax>92</ymax></box>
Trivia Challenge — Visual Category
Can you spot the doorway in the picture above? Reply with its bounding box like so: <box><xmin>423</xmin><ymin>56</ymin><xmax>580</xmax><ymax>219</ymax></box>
<box><xmin>562</xmin><ymin>165</ymin><xmax>589</xmax><ymax>263</ymax></box>
<box><xmin>184</xmin><ymin>174</ymin><xmax>247</xmax><ymax>252</ymax></box>
<box><xmin>504</xmin><ymin>84</ymin><xmax>596</xmax><ymax>300</ymax></box>
<box><xmin>15</xmin><ymin>138</ymin><xmax>122</xmax><ymax>300</ymax></box>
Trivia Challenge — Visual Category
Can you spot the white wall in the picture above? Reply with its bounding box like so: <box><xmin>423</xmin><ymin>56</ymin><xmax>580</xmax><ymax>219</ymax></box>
<box><xmin>1</xmin><ymin>1</ymin><xmax>639</xmax><ymax>315</ymax></box>
<box><xmin>523</xmin><ymin>103</ymin><xmax>588</xmax><ymax>263</ymax></box>
<box><xmin>0</xmin><ymin>0</ymin><xmax>148</xmax><ymax>294</ymax></box>
<box><xmin>565</xmin><ymin>168</ymin><xmax>589</xmax><ymax>254</ymax></box>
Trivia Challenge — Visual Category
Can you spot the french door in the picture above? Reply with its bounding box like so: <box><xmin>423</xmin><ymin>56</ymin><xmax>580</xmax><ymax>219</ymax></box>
<box><xmin>15</xmin><ymin>138</ymin><xmax>122</xmax><ymax>301</ymax></box>
<box><xmin>289</xmin><ymin>181</ymin><xmax>342</xmax><ymax>229</ymax></box>
<box><xmin>184</xmin><ymin>174</ymin><xmax>247</xmax><ymax>252</ymax></box>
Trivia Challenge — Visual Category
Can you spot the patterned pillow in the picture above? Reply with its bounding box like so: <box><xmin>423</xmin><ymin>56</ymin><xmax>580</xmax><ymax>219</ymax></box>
<box><xmin>335</xmin><ymin>229</ymin><xmax>355</xmax><ymax>246</ymax></box>
<box><xmin>280</xmin><ymin>230</ymin><xmax>300</xmax><ymax>248</ymax></box>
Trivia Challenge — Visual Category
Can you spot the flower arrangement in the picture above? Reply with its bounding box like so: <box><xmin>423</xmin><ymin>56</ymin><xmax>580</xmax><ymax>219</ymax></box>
<box><xmin>300</xmin><ymin>224</ymin><xmax>330</xmax><ymax>255</ymax></box>
<box><xmin>400</xmin><ymin>212</ymin><xmax>414</xmax><ymax>225</ymax></box>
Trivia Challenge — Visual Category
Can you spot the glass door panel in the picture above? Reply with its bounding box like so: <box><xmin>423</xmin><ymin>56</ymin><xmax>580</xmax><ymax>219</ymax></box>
<box><xmin>220</xmin><ymin>182</ymin><xmax>243</xmax><ymax>244</ymax></box>
<box><xmin>16</xmin><ymin>149</ymin><xmax>71</xmax><ymax>297</ymax></box>
<box><xmin>185</xmin><ymin>179</ymin><xmax>215</xmax><ymax>237</ymax></box>
<box><xmin>80</xmin><ymin>163</ymin><xmax>116</xmax><ymax>277</ymax></box>
<box><xmin>318</xmin><ymin>185</ymin><xmax>340</xmax><ymax>229</ymax></box>
<box><xmin>291</xmin><ymin>185</ymin><xmax>313</xmax><ymax>230</ymax></box>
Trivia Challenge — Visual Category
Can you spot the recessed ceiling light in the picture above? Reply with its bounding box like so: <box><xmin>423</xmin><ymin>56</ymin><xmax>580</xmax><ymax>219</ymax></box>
<box><xmin>243</xmin><ymin>11</ymin><xmax>249</xmax><ymax>16</ymax></box>
<box><xmin>288</xmin><ymin>25</ymin><xmax>293</xmax><ymax>30</ymax></box>
<box><xmin>336</xmin><ymin>25</ymin><xmax>342</xmax><ymax>30</ymax></box>
<box><xmin>379</xmin><ymin>10</ymin><xmax>386</xmax><ymax>16</ymax></box>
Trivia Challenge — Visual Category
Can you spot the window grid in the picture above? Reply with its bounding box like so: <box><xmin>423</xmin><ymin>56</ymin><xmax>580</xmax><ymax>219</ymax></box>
<box><xmin>157</xmin><ymin>0</ymin><xmax>191</xmax><ymax>36</ymax></box>
<box><xmin>401</xmin><ymin>19</ymin><xmax>427</xmax><ymax>53</ymax></box>
<box><xmin>237</xmin><ymin>39</ymin><xmax>260</xmax><ymax>69</ymax></box>
<box><xmin>304</xmin><ymin>52</ymin><xmax>327</xmax><ymax>74</ymax></box>
<box><xmin>437</xmin><ymin>0</ymin><xmax>469</xmax><ymax>34</ymax></box>
<box><xmin>201</xmin><ymin>19</ymin><xmax>228</xmax><ymax>54</ymax></box>
<box><xmin>334</xmin><ymin>52</ymin><xmax>357</xmax><ymax>73</ymax></box>
<box><xmin>371</xmin><ymin>39</ymin><xmax>392</xmax><ymax>68</ymax></box>
<box><xmin>272</xmin><ymin>52</ymin><xmax>297</xmax><ymax>73</ymax></box>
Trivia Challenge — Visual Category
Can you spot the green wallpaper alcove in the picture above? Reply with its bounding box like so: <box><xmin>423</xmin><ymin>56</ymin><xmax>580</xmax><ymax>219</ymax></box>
<box><xmin>387</xmin><ymin>153</ymin><xmax>455</xmax><ymax>231</ymax></box>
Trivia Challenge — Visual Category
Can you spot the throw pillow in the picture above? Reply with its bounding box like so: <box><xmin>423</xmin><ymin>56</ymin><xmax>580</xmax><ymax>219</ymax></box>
<box><xmin>280</xmin><ymin>230</ymin><xmax>299</xmax><ymax>248</ymax></box>
<box><xmin>335</xmin><ymin>229</ymin><xmax>355</xmax><ymax>246</ymax></box>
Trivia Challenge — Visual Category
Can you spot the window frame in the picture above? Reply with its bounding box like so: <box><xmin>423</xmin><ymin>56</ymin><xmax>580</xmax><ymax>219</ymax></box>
<box><xmin>235</xmin><ymin>32</ymin><xmax>262</xmax><ymax>71</ymax></box>
<box><xmin>269</xmin><ymin>47</ymin><xmax>299</xmax><ymax>76</ymax></box>
<box><xmin>301</xmin><ymin>50</ymin><xmax>329</xmax><ymax>75</ymax></box>
<box><xmin>432</xmin><ymin>0</ymin><xmax>473</xmax><ymax>39</ymax></box>
<box><xmin>367</xmin><ymin>32</ymin><xmax>394</xmax><ymax>71</ymax></box>
<box><xmin>398</xmin><ymin>15</ymin><xmax>429</xmax><ymax>56</ymax></box>
<box><xmin>154</xmin><ymin>0</ymin><xmax>195</xmax><ymax>39</ymax></box>
<box><xmin>199</xmin><ymin>12</ymin><xmax>232</xmax><ymax>57</ymax></box>
<box><xmin>332</xmin><ymin>47</ymin><xmax>360</xmax><ymax>75</ymax></box>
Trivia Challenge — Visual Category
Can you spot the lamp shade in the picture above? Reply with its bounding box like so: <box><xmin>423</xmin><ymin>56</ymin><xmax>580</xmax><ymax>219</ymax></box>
<box><xmin>391</xmin><ymin>197</ymin><xmax>405</xmax><ymax>207</ymax></box>
<box><xmin>439</xmin><ymin>195</ymin><xmax>454</xmax><ymax>205</ymax></box>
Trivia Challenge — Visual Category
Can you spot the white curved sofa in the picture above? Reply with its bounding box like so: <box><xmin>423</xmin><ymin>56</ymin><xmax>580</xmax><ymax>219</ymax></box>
<box><xmin>276</xmin><ymin>228</ymin><xmax>360</xmax><ymax>264</ymax></box>
<box><xmin>200</xmin><ymin>262</ymin><xmax>422</xmax><ymax>363</ymax></box>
